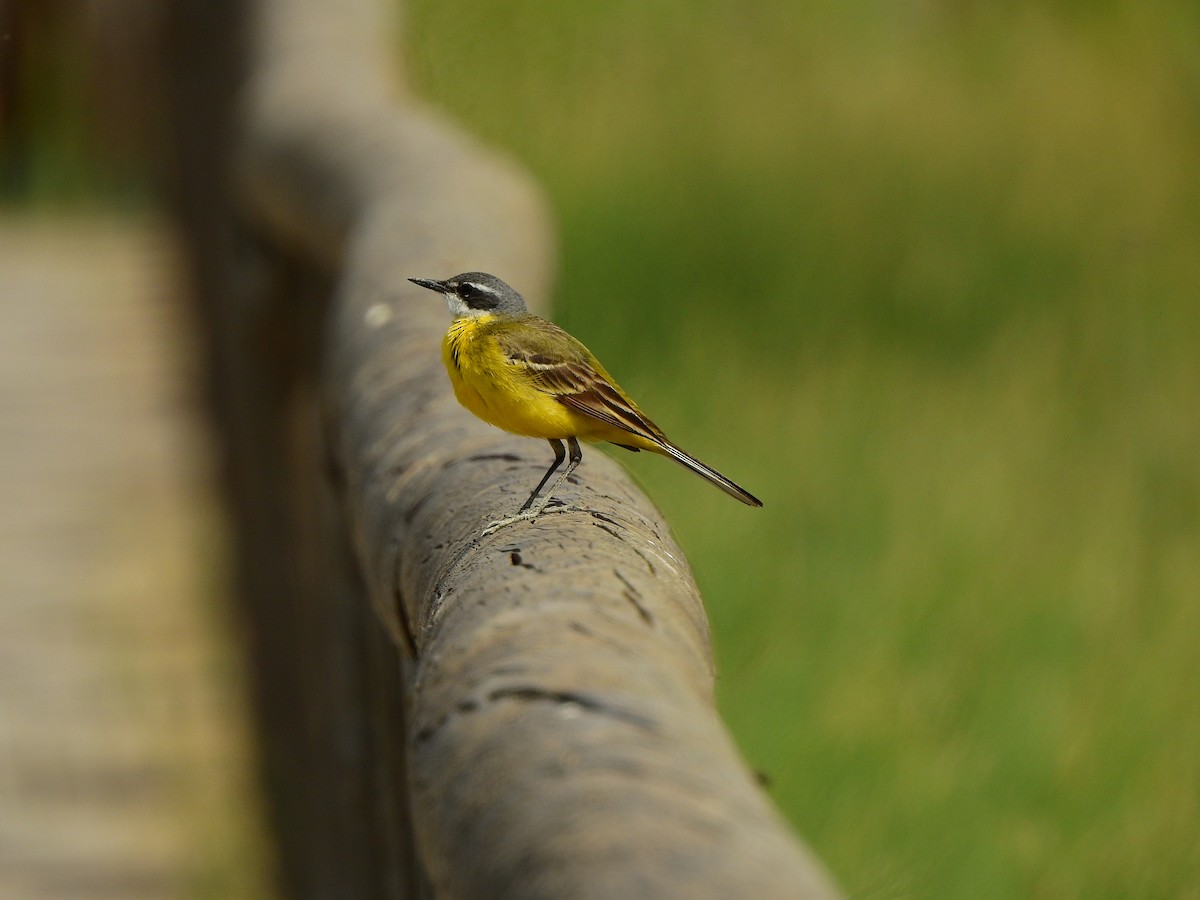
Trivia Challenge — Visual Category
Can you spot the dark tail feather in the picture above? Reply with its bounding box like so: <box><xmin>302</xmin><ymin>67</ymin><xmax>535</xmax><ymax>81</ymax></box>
<box><xmin>656</xmin><ymin>441</ymin><xmax>763</xmax><ymax>507</ymax></box>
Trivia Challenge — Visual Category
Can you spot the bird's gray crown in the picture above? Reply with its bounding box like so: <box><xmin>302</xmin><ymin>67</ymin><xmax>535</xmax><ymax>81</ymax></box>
<box><xmin>409</xmin><ymin>271</ymin><xmax>528</xmax><ymax>317</ymax></box>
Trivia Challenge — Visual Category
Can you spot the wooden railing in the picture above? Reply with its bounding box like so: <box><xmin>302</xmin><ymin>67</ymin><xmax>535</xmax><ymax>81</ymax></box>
<box><xmin>166</xmin><ymin>0</ymin><xmax>842</xmax><ymax>896</ymax></box>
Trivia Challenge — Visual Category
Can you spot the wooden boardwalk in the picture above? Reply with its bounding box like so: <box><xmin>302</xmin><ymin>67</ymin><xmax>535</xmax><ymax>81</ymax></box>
<box><xmin>0</xmin><ymin>218</ymin><xmax>266</xmax><ymax>898</ymax></box>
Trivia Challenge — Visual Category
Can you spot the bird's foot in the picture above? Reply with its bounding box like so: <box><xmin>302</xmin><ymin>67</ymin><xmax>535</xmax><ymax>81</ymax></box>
<box><xmin>480</xmin><ymin>501</ymin><xmax>566</xmax><ymax>536</ymax></box>
<box><xmin>481</xmin><ymin>511</ymin><xmax>537</xmax><ymax>536</ymax></box>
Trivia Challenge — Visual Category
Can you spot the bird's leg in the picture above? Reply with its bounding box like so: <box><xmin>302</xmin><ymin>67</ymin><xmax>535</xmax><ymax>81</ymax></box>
<box><xmin>482</xmin><ymin>437</ymin><xmax>581</xmax><ymax>535</ymax></box>
<box><xmin>525</xmin><ymin>436</ymin><xmax>582</xmax><ymax>513</ymax></box>
<box><xmin>542</xmin><ymin>435</ymin><xmax>582</xmax><ymax>504</ymax></box>
<box><xmin>517</xmin><ymin>438</ymin><xmax>567</xmax><ymax>513</ymax></box>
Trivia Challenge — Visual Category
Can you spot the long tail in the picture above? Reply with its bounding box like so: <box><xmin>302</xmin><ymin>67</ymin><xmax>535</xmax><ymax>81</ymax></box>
<box><xmin>655</xmin><ymin>440</ymin><xmax>763</xmax><ymax>507</ymax></box>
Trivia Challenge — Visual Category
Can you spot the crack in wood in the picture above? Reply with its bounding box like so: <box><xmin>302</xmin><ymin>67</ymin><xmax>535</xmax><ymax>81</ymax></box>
<box><xmin>613</xmin><ymin>569</ymin><xmax>654</xmax><ymax>625</ymax></box>
<box><xmin>509</xmin><ymin>550</ymin><xmax>538</xmax><ymax>570</ymax></box>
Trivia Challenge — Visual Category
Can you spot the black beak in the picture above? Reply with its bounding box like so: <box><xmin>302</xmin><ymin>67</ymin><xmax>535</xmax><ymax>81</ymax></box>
<box><xmin>408</xmin><ymin>277</ymin><xmax>449</xmax><ymax>293</ymax></box>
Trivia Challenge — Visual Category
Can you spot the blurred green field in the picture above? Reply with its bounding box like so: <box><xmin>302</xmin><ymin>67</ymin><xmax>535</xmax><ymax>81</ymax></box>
<box><xmin>406</xmin><ymin>2</ymin><xmax>1200</xmax><ymax>896</ymax></box>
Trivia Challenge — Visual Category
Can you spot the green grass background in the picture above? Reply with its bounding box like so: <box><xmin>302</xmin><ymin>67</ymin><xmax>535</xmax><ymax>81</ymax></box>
<box><xmin>404</xmin><ymin>2</ymin><xmax>1200</xmax><ymax>896</ymax></box>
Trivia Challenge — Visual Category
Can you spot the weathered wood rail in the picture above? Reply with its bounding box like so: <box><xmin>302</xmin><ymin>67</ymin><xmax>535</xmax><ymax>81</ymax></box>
<box><xmin>166</xmin><ymin>0</ymin><xmax>843</xmax><ymax>896</ymax></box>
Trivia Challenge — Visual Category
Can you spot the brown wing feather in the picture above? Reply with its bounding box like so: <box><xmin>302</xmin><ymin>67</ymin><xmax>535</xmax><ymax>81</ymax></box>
<box><xmin>559</xmin><ymin>378</ymin><xmax>666</xmax><ymax>442</ymax></box>
<box><xmin>492</xmin><ymin>317</ymin><xmax>761</xmax><ymax>506</ymax></box>
<box><xmin>496</xmin><ymin>318</ymin><xmax>666</xmax><ymax>443</ymax></box>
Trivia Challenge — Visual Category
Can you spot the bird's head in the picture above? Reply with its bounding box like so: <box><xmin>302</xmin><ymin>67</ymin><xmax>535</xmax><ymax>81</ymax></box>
<box><xmin>408</xmin><ymin>272</ymin><xmax>529</xmax><ymax>319</ymax></box>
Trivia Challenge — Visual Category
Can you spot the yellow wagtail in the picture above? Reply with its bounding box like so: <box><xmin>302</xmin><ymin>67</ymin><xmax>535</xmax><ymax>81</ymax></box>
<box><xmin>409</xmin><ymin>272</ymin><xmax>762</xmax><ymax>534</ymax></box>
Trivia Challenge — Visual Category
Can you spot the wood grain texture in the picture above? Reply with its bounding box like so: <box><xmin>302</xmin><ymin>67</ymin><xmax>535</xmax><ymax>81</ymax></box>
<box><xmin>230</xmin><ymin>0</ymin><xmax>843</xmax><ymax>896</ymax></box>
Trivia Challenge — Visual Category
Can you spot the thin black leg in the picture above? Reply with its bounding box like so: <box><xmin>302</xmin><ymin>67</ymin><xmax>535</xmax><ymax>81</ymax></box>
<box><xmin>532</xmin><ymin>436</ymin><xmax>582</xmax><ymax>512</ymax></box>
<box><xmin>518</xmin><ymin>438</ymin><xmax>566</xmax><ymax>513</ymax></box>
<box><xmin>564</xmin><ymin>436</ymin><xmax>582</xmax><ymax>474</ymax></box>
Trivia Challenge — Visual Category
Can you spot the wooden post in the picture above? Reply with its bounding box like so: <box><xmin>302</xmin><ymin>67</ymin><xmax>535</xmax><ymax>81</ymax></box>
<box><xmin>168</xmin><ymin>0</ymin><xmax>843</xmax><ymax>896</ymax></box>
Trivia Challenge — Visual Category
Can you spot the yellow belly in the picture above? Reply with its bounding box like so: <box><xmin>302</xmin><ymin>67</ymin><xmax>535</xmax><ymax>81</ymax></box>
<box><xmin>443</xmin><ymin>317</ymin><xmax>584</xmax><ymax>440</ymax></box>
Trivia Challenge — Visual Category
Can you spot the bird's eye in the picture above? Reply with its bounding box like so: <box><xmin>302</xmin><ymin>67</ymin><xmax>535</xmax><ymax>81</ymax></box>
<box><xmin>458</xmin><ymin>283</ymin><xmax>496</xmax><ymax>309</ymax></box>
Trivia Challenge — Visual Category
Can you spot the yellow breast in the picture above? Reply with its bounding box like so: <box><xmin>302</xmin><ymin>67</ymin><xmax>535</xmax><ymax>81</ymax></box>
<box><xmin>442</xmin><ymin>316</ymin><xmax>580</xmax><ymax>440</ymax></box>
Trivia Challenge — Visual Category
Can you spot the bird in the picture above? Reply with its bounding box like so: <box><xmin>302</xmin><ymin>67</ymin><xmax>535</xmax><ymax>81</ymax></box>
<box><xmin>409</xmin><ymin>272</ymin><xmax>762</xmax><ymax>534</ymax></box>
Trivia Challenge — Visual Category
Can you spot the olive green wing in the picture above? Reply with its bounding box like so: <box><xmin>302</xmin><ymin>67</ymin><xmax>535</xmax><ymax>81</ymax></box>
<box><xmin>491</xmin><ymin>316</ymin><xmax>764</xmax><ymax>507</ymax></box>
<box><xmin>492</xmin><ymin>316</ymin><xmax>666</xmax><ymax>445</ymax></box>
